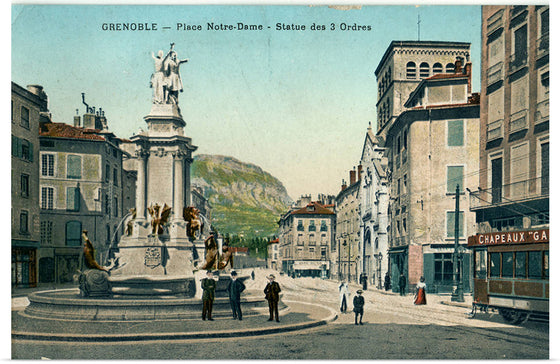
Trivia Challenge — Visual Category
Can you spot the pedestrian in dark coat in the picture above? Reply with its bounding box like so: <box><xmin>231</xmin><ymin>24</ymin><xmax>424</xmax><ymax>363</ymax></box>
<box><xmin>384</xmin><ymin>272</ymin><xmax>391</xmax><ymax>291</ymax></box>
<box><xmin>353</xmin><ymin>289</ymin><xmax>365</xmax><ymax>325</ymax></box>
<box><xmin>201</xmin><ymin>270</ymin><xmax>217</xmax><ymax>321</ymax></box>
<box><xmin>264</xmin><ymin>274</ymin><xmax>281</xmax><ymax>322</ymax></box>
<box><xmin>226</xmin><ymin>270</ymin><xmax>246</xmax><ymax>320</ymax></box>
<box><xmin>398</xmin><ymin>273</ymin><xmax>407</xmax><ymax>296</ymax></box>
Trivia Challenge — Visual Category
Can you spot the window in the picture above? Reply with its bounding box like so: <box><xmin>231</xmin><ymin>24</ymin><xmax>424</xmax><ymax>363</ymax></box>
<box><xmin>104</xmin><ymin>193</ymin><xmax>110</xmax><ymax>214</ymax></box>
<box><xmin>67</xmin><ymin>155</ymin><xmax>82</xmax><ymax>179</ymax></box>
<box><xmin>544</xmin><ymin>251</ymin><xmax>549</xmax><ymax>278</ymax></box>
<box><xmin>21</xmin><ymin>139</ymin><xmax>32</xmax><ymax>161</ymax></box>
<box><xmin>515</xmin><ymin>252</ymin><xmax>527</xmax><ymax>278</ymax></box>
<box><xmin>448</xmin><ymin>119</ymin><xmax>464</xmax><ymax>146</ymax></box>
<box><xmin>297</xmin><ymin>233</ymin><xmax>304</xmax><ymax>245</ymax></box>
<box><xmin>502</xmin><ymin>252</ymin><xmax>514</xmax><ymax>277</ymax></box>
<box><xmin>513</xmin><ymin>24</ymin><xmax>528</xmax><ymax>63</ymax></box>
<box><xmin>528</xmin><ymin>251</ymin><xmax>542</xmax><ymax>279</ymax></box>
<box><xmin>65</xmin><ymin>221</ymin><xmax>82</xmax><ymax>246</ymax></box>
<box><xmin>447</xmin><ymin>166</ymin><xmax>464</xmax><ymax>193</ymax></box>
<box><xmin>106</xmin><ymin>225</ymin><xmax>111</xmax><ymax>246</ymax></box>
<box><xmin>40</xmin><ymin>221</ymin><xmax>53</xmax><ymax>245</ymax></box>
<box><xmin>309</xmin><ymin>234</ymin><xmax>316</xmax><ymax>246</ymax></box>
<box><xmin>433</xmin><ymin>62</ymin><xmax>443</xmax><ymax>74</ymax></box>
<box><xmin>309</xmin><ymin>220</ymin><xmax>316</xmax><ymax>232</ymax></box>
<box><xmin>21</xmin><ymin>174</ymin><xmax>29</xmax><ymax>198</ymax></box>
<box><xmin>41</xmin><ymin>187</ymin><xmax>54</xmax><ymax>210</ymax></box>
<box><xmin>475</xmin><ymin>250</ymin><xmax>487</xmax><ymax>279</ymax></box>
<box><xmin>320</xmin><ymin>220</ymin><xmax>328</xmax><ymax>231</ymax></box>
<box><xmin>491</xmin><ymin>156</ymin><xmax>503</xmax><ymax>204</ymax></box>
<box><xmin>297</xmin><ymin>220</ymin><xmax>304</xmax><ymax>231</ymax></box>
<box><xmin>490</xmin><ymin>252</ymin><xmax>501</xmax><ymax>277</ymax></box>
<box><xmin>113</xmin><ymin>167</ymin><xmax>118</xmax><ymax>186</ymax></box>
<box><xmin>20</xmin><ymin>106</ymin><xmax>29</xmax><ymax>129</ymax></box>
<box><xmin>406</xmin><ymin>62</ymin><xmax>416</xmax><ymax>79</ymax></box>
<box><xmin>402</xmin><ymin>218</ymin><xmax>407</xmax><ymax>232</ymax></box>
<box><xmin>41</xmin><ymin>154</ymin><xmax>55</xmax><ymax>176</ymax></box>
<box><xmin>105</xmin><ymin>164</ymin><xmax>110</xmax><ymax>182</ymax></box>
<box><xmin>434</xmin><ymin>253</ymin><xmax>453</xmax><ymax>282</ymax></box>
<box><xmin>114</xmin><ymin>197</ymin><xmax>118</xmax><ymax>217</ymax></box>
<box><xmin>19</xmin><ymin>211</ymin><xmax>29</xmax><ymax>234</ymax></box>
<box><xmin>66</xmin><ymin>187</ymin><xmax>80</xmax><ymax>211</ymax></box>
<box><xmin>446</xmin><ymin>63</ymin><xmax>455</xmax><ymax>73</ymax></box>
<box><xmin>446</xmin><ymin>211</ymin><xmax>464</xmax><ymax>238</ymax></box>
<box><xmin>419</xmin><ymin>62</ymin><xmax>430</xmax><ymax>78</ymax></box>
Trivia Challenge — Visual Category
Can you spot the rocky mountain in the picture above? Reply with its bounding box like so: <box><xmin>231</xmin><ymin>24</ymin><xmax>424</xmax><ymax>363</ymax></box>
<box><xmin>191</xmin><ymin>154</ymin><xmax>293</xmax><ymax>237</ymax></box>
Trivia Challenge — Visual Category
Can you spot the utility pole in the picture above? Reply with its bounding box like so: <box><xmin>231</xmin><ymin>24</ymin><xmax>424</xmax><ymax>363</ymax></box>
<box><xmin>451</xmin><ymin>184</ymin><xmax>464</xmax><ymax>302</ymax></box>
<box><xmin>338</xmin><ymin>239</ymin><xmax>341</xmax><ymax>280</ymax></box>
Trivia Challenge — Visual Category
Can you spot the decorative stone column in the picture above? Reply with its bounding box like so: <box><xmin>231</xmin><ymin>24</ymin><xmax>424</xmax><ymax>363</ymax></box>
<box><xmin>135</xmin><ymin>149</ymin><xmax>148</xmax><ymax>220</ymax></box>
<box><xmin>173</xmin><ymin>151</ymin><xmax>184</xmax><ymax>221</ymax></box>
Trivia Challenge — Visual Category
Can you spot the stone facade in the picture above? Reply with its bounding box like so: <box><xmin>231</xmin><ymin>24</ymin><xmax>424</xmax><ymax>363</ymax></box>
<box><xmin>278</xmin><ymin>201</ymin><xmax>335</xmax><ymax>278</ymax></box>
<box><xmin>358</xmin><ymin>125</ymin><xmax>389</xmax><ymax>289</ymax></box>
<box><xmin>11</xmin><ymin>83</ymin><xmax>48</xmax><ymax>288</ymax></box>
<box><xmin>375</xmin><ymin>41</ymin><xmax>472</xmax><ymax>141</ymax></box>
<box><xmin>384</xmin><ymin>59</ymin><xmax>480</xmax><ymax>293</ymax></box>
<box><xmin>267</xmin><ymin>238</ymin><xmax>279</xmax><ymax>270</ymax></box>
<box><xmin>334</xmin><ymin>178</ymin><xmax>360</xmax><ymax>283</ymax></box>
<box><xmin>471</xmin><ymin>7</ymin><xmax>548</xmax><ymax>240</ymax></box>
<box><xmin>38</xmin><ymin>115</ymin><xmax>135</xmax><ymax>284</ymax></box>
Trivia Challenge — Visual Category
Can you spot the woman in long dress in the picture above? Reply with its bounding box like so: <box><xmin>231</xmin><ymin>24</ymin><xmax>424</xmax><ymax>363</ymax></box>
<box><xmin>414</xmin><ymin>276</ymin><xmax>427</xmax><ymax>305</ymax></box>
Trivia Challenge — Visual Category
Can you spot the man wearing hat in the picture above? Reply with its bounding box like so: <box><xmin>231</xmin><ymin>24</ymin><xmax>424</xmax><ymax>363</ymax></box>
<box><xmin>226</xmin><ymin>270</ymin><xmax>246</xmax><ymax>320</ymax></box>
<box><xmin>353</xmin><ymin>289</ymin><xmax>365</xmax><ymax>325</ymax></box>
<box><xmin>264</xmin><ymin>274</ymin><xmax>281</xmax><ymax>322</ymax></box>
<box><xmin>201</xmin><ymin>270</ymin><xmax>217</xmax><ymax>321</ymax></box>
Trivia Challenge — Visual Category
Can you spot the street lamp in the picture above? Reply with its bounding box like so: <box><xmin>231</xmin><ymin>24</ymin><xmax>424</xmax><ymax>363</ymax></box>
<box><xmin>451</xmin><ymin>184</ymin><xmax>465</xmax><ymax>302</ymax></box>
<box><xmin>377</xmin><ymin>252</ymin><xmax>383</xmax><ymax>289</ymax></box>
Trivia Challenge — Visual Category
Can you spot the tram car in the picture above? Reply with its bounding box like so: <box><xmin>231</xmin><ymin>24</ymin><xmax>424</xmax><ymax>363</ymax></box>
<box><xmin>467</xmin><ymin>228</ymin><xmax>549</xmax><ymax>324</ymax></box>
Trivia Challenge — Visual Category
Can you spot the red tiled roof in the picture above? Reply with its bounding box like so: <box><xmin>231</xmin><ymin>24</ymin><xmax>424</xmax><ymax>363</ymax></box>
<box><xmin>291</xmin><ymin>201</ymin><xmax>335</xmax><ymax>216</ymax></box>
<box><xmin>425</xmin><ymin>72</ymin><xmax>468</xmax><ymax>80</ymax></box>
<box><xmin>268</xmin><ymin>238</ymin><xmax>279</xmax><ymax>244</ymax></box>
<box><xmin>39</xmin><ymin>122</ymin><xmax>105</xmax><ymax>141</ymax></box>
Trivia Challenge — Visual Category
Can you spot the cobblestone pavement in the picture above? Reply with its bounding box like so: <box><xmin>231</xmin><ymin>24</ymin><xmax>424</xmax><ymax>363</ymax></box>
<box><xmin>11</xmin><ymin>268</ymin><xmax>550</xmax><ymax>359</ymax></box>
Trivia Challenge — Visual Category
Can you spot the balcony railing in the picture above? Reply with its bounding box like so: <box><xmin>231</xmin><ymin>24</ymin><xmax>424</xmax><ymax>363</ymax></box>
<box><xmin>487</xmin><ymin>119</ymin><xmax>504</xmax><ymax>141</ymax></box>
<box><xmin>509</xmin><ymin>109</ymin><xmax>528</xmax><ymax>133</ymax></box>
<box><xmin>469</xmin><ymin>176</ymin><xmax>549</xmax><ymax>210</ymax></box>
<box><xmin>487</xmin><ymin>62</ymin><xmax>504</xmax><ymax>86</ymax></box>
<box><xmin>535</xmin><ymin>100</ymin><xmax>549</xmax><ymax>124</ymax></box>
<box><xmin>509</xmin><ymin>53</ymin><xmax>528</xmax><ymax>74</ymax></box>
<box><xmin>487</xmin><ymin>9</ymin><xmax>504</xmax><ymax>36</ymax></box>
<box><xmin>537</xmin><ymin>33</ymin><xmax>549</xmax><ymax>60</ymax></box>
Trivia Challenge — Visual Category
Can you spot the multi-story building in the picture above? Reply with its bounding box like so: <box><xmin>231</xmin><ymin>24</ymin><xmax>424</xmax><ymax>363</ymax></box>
<box><xmin>384</xmin><ymin>57</ymin><xmax>480</xmax><ymax>293</ymax></box>
<box><xmin>358</xmin><ymin>123</ymin><xmax>389</xmax><ymax>289</ymax></box>
<box><xmin>267</xmin><ymin>238</ymin><xmax>279</xmax><ymax>270</ymax></box>
<box><xmin>469</xmin><ymin>5</ymin><xmax>548</xmax><ymax>266</ymax></box>
<box><xmin>334</xmin><ymin>171</ymin><xmax>361</xmax><ymax>283</ymax></box>
<box><xmin>374</xmin><ymin>41</ymin><xmax>472</xmax><ymax>141</ymax></box>
<box><xmin>38</xmin><ymin>111</ymin><xmax>135</xmax><ymax>284</ymax></box>
<box><xmin>278</xmin><ymin>201</ymin><xmax>335</xmax><ymax>278</ymax></box>
<box><xmin>11</xmin><ymin>83</ymin><xmax>49</xmax><ymax>288</ymax></box>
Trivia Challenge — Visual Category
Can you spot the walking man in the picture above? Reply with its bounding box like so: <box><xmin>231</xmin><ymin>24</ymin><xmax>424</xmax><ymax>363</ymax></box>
<box><xmin>264</xmin><ymin>274</ymin><xmax>281</xmax><ymax>322</ymax></box>
<box><xmin>398</xmin><ymin>273</ymin><xmax>407</xmax><ymax>296</ymax></box>
<box><xmin>353</xmin><ymin>289</ymin><xmax>365</xmax><ymax>325</ymax></box>
<box><xmin>226</xmin><ymin>270</ymin><xmax>246</xmax><ymax>320</ymax></box>
<box><xmin>201</xmin><ymin>270</ymin><xmax>216</xmax><ymax>321</ymax></box>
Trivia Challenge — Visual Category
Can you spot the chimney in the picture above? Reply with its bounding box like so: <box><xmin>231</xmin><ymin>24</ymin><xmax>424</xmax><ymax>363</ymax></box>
<box><xmin>341</xmin><ymin>179</ymin><xmax>347</xmax><ymax>191</ymax></box>
<box><xmin>349</xmin><ymin>168</ymin><xmax>356</xmax><ymax>185</ymax></box>
<box><xmin>454</xmin><ymin>56</ymin><xmax>463</xmax><ymax>74</ymax></box>
<box><xmin>74</xmin><ymin>115</ymin><xmax>81</xmax><ymax>127</ymax></box>
<box><xmin>464</xmin><ymin>62</ymin><xmax>472</xmax><ymax>94</ymax></box>
<box><xmin>358</xmin><ymin>165</ymin><xmax>363</xmax><ymax>181</ymax></box>
<box><xmin>83</xmin><ymin>113</ymin><xmax>96</xmax><ymax>129</ymax></box>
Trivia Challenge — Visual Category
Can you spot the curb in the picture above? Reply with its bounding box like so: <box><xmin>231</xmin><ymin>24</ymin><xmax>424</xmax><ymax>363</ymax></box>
<box><xmin>12</xmin><ymin>300</ymin><xmax>338</xmax><ymax>342</ymax></box>
<box><xmin>440</xmin><ymin>301</ymin><xmax>472</xmax><ymax>309</ymax></box>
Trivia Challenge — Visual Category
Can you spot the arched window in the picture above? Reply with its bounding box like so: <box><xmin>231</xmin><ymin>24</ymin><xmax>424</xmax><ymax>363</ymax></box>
<box><xmin>65</xmin><ymin>221</ymin><xmax>82</xmax><ymax>246</ymax></box>
<box><xmin>419</xmin><ymin>62</ymin><xmax>430</xmax><ymax>78</ymax></box>
<box><xmin>406</xmin><ymin>62</ymin><xmax>416</xmax><ymax>79</ymax></box>
<box><xmin>446</xmin><ymin>63</ymin><xmax>455</xmax><ymax>73</ymax></box>
<box><xmin>433</xmin><ymin>62</ymin><xmax>443</xmax><ymax>74</ymax></box>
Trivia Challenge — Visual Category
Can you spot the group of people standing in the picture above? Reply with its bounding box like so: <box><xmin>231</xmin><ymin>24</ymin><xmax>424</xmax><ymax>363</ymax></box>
<box><xmin>200</xmin><ymin>271</ymin><xmax>282</xmax><ymax>322</ymax></box>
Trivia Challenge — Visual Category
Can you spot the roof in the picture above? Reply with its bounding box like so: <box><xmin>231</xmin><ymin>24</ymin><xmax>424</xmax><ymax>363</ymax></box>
<box><xmin>39</xmin><ymin>122</ymin><xmax>106</xmax><ymax>141</ymax></box>
<box><xmin>404</xmin><ymin>73</ymin><xmax>469</xmax><ymax>108</ymax></box>
<box><xmin>268</xmin><ymin>238</ymin><xmax>279</xmax><ymax>245</ymax></box>
<box><xmin>374</xmin><ymin>40</ymin><xmax>471</xmax><ymax>76</ymax></box>
<box><xmin>291</xmin><ymin>201</ymin><xmax>335</xmax><ymax>216</ymax></box>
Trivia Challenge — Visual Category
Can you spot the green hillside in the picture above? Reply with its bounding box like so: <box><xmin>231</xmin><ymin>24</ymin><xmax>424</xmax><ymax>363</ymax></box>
<box><xmin>191</xmin><ymin>154</ymin><xmax>292</xmax><ymax>238</ymax></box>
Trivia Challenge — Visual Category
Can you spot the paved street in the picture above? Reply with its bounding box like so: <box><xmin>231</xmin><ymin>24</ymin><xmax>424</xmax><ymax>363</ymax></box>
<box><xmin>11</xmin><ymin>270</ymin><xmax>549</xmax><ymax>359</ymax></box>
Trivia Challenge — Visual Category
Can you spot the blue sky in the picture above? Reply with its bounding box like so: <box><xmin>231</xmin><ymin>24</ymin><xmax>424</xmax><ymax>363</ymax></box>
<box><xmin>11</xmin><ymin>4</ymin><xmax>481</xmax><ymax>200</ymax></box>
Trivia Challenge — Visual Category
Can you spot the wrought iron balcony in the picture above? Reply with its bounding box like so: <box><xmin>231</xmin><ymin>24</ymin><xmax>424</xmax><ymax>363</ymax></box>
<box><xmin>537</xmin><ymin>33</ymin><xmax>549</xmax><ymax>60</ymax></box>
<box><xmin>469</xmin><ymin>176</ymin><xmax>549</xmax><ymax>210</ymax></box>
<box><xmin>487</xmin><ymin>9</ymin><xmax>504</xmax><ymax>36</ymax></box>
<box><xmin>509</xmin><ymin>109</ymin><xmax>528</xmax><ymax>133</ymax></box>
<box><xmin>487</xmin><ymin>119</ymin><xmax>504</xmax><ymax>141</ymax></box>
<box><xmin>535</xmin><ymin>100</ymin><xmax>549</xmax><ymax>124</ymax></box>
<box><xmin>509</xmin><ymin>53</ymin><xmax>528</xmax><ymax>74</ymax></box>
<box><xmin>487</xmin><ymin>62</ymin><xmax>504</xmax><ymax>86</ymax></box>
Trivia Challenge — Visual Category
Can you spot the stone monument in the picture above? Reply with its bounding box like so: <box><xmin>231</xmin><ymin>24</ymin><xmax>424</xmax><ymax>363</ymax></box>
<box><xmin>109</xmin><ymin>43</ymin><xmax>199</xmax><ymax>296</ymax></box>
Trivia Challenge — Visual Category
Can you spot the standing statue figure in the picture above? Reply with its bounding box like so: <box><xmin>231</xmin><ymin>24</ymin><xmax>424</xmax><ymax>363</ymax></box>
<box><xmin>183</xmin><ymin>206</ymin><xmax>203</xmax><ymax>240</ymax></box>
<box><xmin>150</xmin><ymin>50</ymin><xmax>171</xmax><ymax>104</ymax></box>
<box><xmin>164</xmin><ymin>43</ymin><xmax>189</xmax><ymax>105</ymax></box>
<box><xmin>200</xmin><ymin>234</ymin><xmax>218</xmax><ymax>270</ymax></box>
<box><xmin>218</xmin><ymin>244</ymin><xmax>234</xmax><ymax>270</ymax></box>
